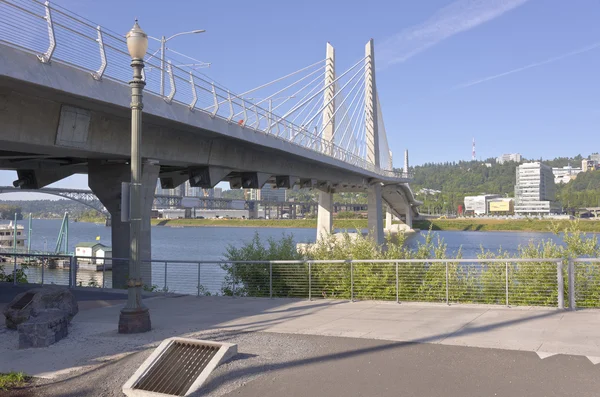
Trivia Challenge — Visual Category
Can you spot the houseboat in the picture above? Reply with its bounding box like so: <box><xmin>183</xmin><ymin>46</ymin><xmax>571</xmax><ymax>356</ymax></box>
<box><xmin>0</xmin><ymin>222</ymin><xmax>26</xmax><ymax>253</ymax></box>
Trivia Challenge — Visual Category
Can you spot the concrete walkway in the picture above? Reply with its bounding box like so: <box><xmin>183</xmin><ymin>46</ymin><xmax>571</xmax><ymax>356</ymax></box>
<box><xmin>1</xmin><ymin>293</ymin><xmax>600</xmax><ymax>379</ymax></box>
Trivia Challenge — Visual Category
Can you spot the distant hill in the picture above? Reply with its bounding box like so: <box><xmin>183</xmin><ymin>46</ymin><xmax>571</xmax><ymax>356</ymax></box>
<box><xmin>401</xmin><ymin>155</ymin><xmax>594</xmax><ymax>213</ymax></box>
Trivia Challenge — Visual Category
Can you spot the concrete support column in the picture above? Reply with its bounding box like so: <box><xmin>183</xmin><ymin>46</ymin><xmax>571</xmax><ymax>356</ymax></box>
<box><xmin>317</xmin><ymin>190</ymin><xmax>333</xmax><ymax>241</ymax></box>
<box><xmin>88</xmin><ymin>160</ymin><xmax>159</xmax><ymax>288</ymax></box>
<box><xmin>385</xmin><ymin>206</ymin><xmax>393</xmax><ymax>230</ymax></box>
<box><xmin>368</xmin><ymin>184</ymin><xmax>383</xmax><ymax>245</ymax></box>
<box><xmin>405</xmin><ymin>201</ymin><xmax>413</xmax><ymax>229</ymax></box>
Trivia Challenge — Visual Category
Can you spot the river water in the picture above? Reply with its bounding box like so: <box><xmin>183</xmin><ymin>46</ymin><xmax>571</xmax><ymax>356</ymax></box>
<box><xmin>2</xmin><ymin>219</ymin><xmax>566</xmax><ymax>293</ymax></box>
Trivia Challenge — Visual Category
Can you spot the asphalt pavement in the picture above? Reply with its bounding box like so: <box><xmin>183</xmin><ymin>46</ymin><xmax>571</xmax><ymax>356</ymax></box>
<box><xmin>4</xmin><ymin>332</ymin><xmax>599</xmax><ymax>397</ymax></box>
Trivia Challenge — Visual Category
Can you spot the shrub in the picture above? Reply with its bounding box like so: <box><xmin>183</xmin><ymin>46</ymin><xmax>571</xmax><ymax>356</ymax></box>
<box><xmin>220</xmin><ymin>222</ymin><xmax>600</xmax><ymax>307</ymax></box>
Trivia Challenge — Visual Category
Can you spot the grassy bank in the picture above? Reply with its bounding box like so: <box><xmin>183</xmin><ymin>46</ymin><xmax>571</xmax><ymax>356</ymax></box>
<box><xmin>414</xmin><ymin>219</ymin><xmax>600</xmax><ymax>232</ymax></box>
<box><xmin>151</xmin><ymin>218</ymin><xmax>368</xmax><ymax>229</ymax></box>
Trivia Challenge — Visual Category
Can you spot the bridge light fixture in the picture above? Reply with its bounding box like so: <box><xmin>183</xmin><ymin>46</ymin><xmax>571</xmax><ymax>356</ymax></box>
<box><xmin>126</xmin><ymin>19</ymin><xmax>148</xmax><ymax>60</ymax></box>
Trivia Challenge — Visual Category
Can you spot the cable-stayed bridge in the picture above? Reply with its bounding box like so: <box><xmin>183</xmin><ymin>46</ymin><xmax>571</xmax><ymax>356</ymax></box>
<box><xmin>0</xmin><ymin>0</ymin><xmax>420</xmax><ymax>286</ymax></box>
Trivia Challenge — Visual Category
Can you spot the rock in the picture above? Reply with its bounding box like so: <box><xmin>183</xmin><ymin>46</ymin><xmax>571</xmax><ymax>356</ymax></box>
<box><xmin>3</xmin><ymin>286</ymin><xmax>78</xmax><ymax>329</ymax></box>
<box><xmin>18</xmin><ymin>309</ymin><xmax>69</xmax><ymax>349</ymax></box>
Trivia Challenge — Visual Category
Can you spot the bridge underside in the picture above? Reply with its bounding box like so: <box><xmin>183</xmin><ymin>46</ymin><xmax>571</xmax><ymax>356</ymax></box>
<box><xmin>0</xmin><ymin>43</ymin><xmax>420</xmax><ymax>289</ymax></box>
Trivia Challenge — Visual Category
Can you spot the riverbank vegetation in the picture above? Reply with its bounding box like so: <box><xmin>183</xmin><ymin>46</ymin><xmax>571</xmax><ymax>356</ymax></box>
<box><xmin>413</xmin><ymin>218</ymin><xmax>600</xmax><ymax>232</ymax></box>
<box><xmin>220</xmin><ymin>222</ymin><xmax>600</xmax><ymax>307</ymax></box>
<box><xmin>151</xmin><ymin>217</ymin><xmax>600</xmax><ymax>233</ymax></box>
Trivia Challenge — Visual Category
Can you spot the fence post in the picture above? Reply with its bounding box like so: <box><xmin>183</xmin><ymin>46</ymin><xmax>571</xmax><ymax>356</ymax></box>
<box><xmin>197</xmin><ymin>263</ymin><xmax>201</xmax><ymax>297</ymax></box>
<box><xmin>350</xmin><ymin>261</ymin><xmax>354</xmax><ymax>302</ymax></box>
<box><xmin>395</xmin><ymin>262</ymin><xmax>399</xmax><ymax>304</ymax></box>
<box><xmin>41</xmin><ymin>256</ymin><xmax>45</xmax><ymax>285</ymax></box>
<box><xmin>164</xmin><ymin>261</ymin><xmax>168</xmax><ymax>295</ymax></box>
<box><xmin>557</xmin><ymin>260</ymin><xmax>564</xmax><ymax>309</ymax></box>
<box><xmin>445</xmin><ymin>261</ymin><xmax>449</xmax><ymax>305</ymax></box>
<box><xmin>308</xmin><ymin>262</ymin><xmax>312</xmax><ymax>301</ymax></box>
<box><xmin>269</xmin><ymin>261</ymin><xmax>273</xmax><ymax>299</ymax></box>
<box><xmin>69</xmin><ymin>256</ymin><xmax>75</xmax><ymax>288</ymax></box>
<box><xmin>101</xmin><ymin>261</ymin><xmax>105</xmax><ymax>289</ymax></box>
<box><xmin>13</xmin><ymin>255</ymin><xmax>17</xmax><ymax>286</ymax></box>
<box><xmin>505</xmin><ymin>261</ymin><xmax>509</xmax><ymax>307</ymax></box>
<box><xmin>568</xmin><ymin>259</ymin><xmax>576</xmax><ymax>311</ymax></box>
<box><xmin>232</xmin><ymin>264</ymin><xmax>236</xmax><ymax>297</ymax></box>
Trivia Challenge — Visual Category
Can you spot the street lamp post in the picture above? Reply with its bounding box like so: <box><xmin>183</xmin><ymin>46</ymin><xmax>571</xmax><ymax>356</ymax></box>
<box><xmin>150</xmin><ymin>30</ymin><xmax>205</xmax><ymax>97</ymax></box>
<box><xmin>121</xmin><ymin>20</ymin><xmax>150</xmax><ymax>334</ymax></box>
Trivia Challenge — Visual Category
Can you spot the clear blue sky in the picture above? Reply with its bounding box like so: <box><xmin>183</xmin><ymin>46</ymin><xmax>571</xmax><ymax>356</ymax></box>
<box><xmin>1</xmin><ymin>0</ymin><xmax>599</xmax><ymax>197</ymax></box>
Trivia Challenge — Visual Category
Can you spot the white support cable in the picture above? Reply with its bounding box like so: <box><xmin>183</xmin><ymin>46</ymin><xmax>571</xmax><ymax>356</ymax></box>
<box><xmin>237</xmin><ymin>59</ymin><xmax>325</xmax><ymax>97</ymax></box>
<box><xmin>287</xmin><ymin>73</ymin><xmax>328</xmax><ymax>123</ymax></box>
<box><xmin>337</xmin><ymin>84</ymin><xmax>365</xmax><ymax>147</ymax></box>
<box><xmin>270</xmin><ymin>56</ymin><xmax>367</xmax><ymax>130</ymax></box>
<box><xmin>273</xmin><ymin>69</ymin><xmax>326</xmax><ymax>111</ymax></box>
<box><xmin>337</xmin><ymin>87</ymin><xmax>365</xmax><ymax>149</ymax></box>
<box><xmin>229</xmin><ymin>66</ymin><xmax>326</xmax><ymax>121</ymax></box>
<box><xmin>347</xmin><ymin>95</ymin><xmax>366</xmax><ymax>152</ymax></box>
<box><xmin>251</xmin><ymin>64</ymin><xmax>326</xmax><ymax>108</ymax></box>
<box><xmin>295</xmin><ymin>90</ymin><xmax>325</xmax><ymax>127</ymax></box>
<box><xmin>165</xmin><ymin>47</ymin><xmax>210</xmax><ymax>68</ymax></box>
<box><xmin>301</xmin><ymin>64</ymin><xmax>365</xmax><ymax>129</ymax></box>
<box><xmin>322</xmin><ymin>73</ymin><xmax>365</xmax><ymax>138</ymax></box>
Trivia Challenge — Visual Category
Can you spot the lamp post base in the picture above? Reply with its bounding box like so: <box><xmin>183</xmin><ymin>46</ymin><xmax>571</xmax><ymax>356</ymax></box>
<box><xmin>118</xmin><ymin>308</ymin><xmax>151</xmax><ymax>334</ymax></box>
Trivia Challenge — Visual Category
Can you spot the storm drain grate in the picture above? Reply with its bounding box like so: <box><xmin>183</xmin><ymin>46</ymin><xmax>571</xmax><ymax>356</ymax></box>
<box><xmin>11</xmin><ymin>292</ymin><xmax>35</xmax><ymax>310</ymax></box>
<box><xmin>123</xmin><ymin>338</ymin><xmax>237</xmax><ymax>397</ymax></box>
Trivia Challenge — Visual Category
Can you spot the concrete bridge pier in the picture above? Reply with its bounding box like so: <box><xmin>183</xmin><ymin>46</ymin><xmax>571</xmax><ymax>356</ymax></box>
<box><xmin>317</xmin><ymin>189</ymin><xmax>333</xmax><ymax>241</ymax></box>
<box><xmin>88</xmin><ymin>160</ymin><xmax>159</xmax><ymax>289</ymax></box>
<box><xmin>404</xmin><ymin>201</ymin><xmax>413</xmax><ymax>229</ymax></box>
<box><xmin>385</xmin><ymin>206</ymin><xmax>393</xmax><ymax>230</ymax></box>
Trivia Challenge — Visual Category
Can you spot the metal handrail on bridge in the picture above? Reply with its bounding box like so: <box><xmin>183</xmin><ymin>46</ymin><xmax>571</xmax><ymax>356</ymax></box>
<box><xmin>0</xmin><ymin>0</ymin><xmax>410</xmax><ymax>179</ymax></box>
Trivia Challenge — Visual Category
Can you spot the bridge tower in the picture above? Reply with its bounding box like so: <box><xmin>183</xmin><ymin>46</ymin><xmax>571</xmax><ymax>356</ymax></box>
<box><xmin>316</xmin><ymin>42</ymin><xmax>335</xmax><ymax>241</ymax></box>
<box><xmin>365</xmin><ymin>39</ymin><xmax>384</xmax><ymax>245</ymax></box>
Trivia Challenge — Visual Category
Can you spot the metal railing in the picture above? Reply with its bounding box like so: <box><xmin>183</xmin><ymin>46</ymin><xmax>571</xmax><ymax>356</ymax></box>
<box><xmin>0</xmin><ymin>0</ymin><xmax>406</xmax><ymax>179</ymax></box>
<box><xmin>4</xmin><ymin>253</ymin><xmax>600</xmax><ymax>309</ymax></box>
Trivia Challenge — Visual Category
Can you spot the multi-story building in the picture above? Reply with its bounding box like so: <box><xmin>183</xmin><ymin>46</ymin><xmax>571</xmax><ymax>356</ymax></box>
<box><xmin>261</xmin><ymin>184</ymin><xmax>287</xmax><ymax>202</ymax></box>
<box><xmin>496</xmin><ymin>153</ymin><xmax>522</xmax><ymax>164</ymax></box>
<box><xmin>582</xmin><ymin>159</ymin><xmax>598</xmax><ymax>172</ymax></box>
<box><xmin>590</xmin><ymin>153</ymin><xmax>600</xmax><ymax>163</ymax></box>
<box><xmin>552</xmin><ymin>165</ymin><xmax>581</xmax><ymax>184</ymax></box>
<box><xmin>514</xmin><ymin>162</ymin><xmax>560</xmax><ymax>215</ymax></box>
<box><xmin>213</xmin><ymin>187</ymin><xmax>223</xmax><ymax>199</ymax></box>
<box><xmin>464</xmin><ymin>194</ymin><xmax>502</xmax><ymax>215</ymax></box>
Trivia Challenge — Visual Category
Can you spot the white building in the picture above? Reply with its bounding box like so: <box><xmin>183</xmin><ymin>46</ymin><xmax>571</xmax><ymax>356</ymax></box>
<box><xmin>497</xmin><ymin>153</ymin><xmax>522</xmax><ymax>164</ymax></box>
<box><xmin>515</xmin><ymin>162</ymin><xmax>560</xmax><ymax>215</ymax></box>
<box><xmin>75</xmin><ymin>242</ymin><xmax>111</xmax><ymax>264</ymax></box>
<box><xmin>552</xmin><ymin>165</ymin><xmax>581</xmax><ymax>184</ymax></box>
<box><xmin>464</xmin><ymin>194</ymin><xmax>503</xmax><ymax>215</ymax></box>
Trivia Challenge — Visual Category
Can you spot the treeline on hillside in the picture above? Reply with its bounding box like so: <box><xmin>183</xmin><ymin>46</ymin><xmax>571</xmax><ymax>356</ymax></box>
<box><xmin>557</xmin><ymin>170</ymin><xmax>600</xmax><ymax>208</ymax></box>
<box><xmin>404</xmin><ymin>154</ymin><xmax>594</xmax><ymax>212</ymax></box>
<box><xmin>0</xmin><ymin>204</ymin><xmax>23</xmax><ymax>220</ymax></box>
<box><xmin>0</xmin><ymin>200</ymin><xmax>99</xmax><ymax>219</ymax></box>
